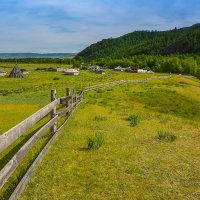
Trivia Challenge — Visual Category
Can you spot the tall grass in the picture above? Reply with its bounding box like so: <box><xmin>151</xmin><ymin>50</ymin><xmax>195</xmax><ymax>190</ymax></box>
<box><xmin>19</xmin><ymin>76</ymin><xmax>200</xmax><ymax>200</ymax></box>
<box><xmin>87</xmin><ymin>132</ymin><xmax>104</xmax><ymax>150</ymax></box>
<box><xmin>128</xmin><ymin>114</ymin><xmax>140</xmax><ymax>127</ymax></box>
<box><xmin>157</xmin><ymin>131</ymin><xmax>177</xmax><ymax>142</ymax></box>
<box><xmin>94</xmin><ymin>115</ymin><xmax>107</xmax><ymax>121</ymax></box>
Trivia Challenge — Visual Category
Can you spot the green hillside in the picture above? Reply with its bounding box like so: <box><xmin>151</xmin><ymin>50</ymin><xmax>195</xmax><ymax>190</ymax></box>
<box><xmin>76</xmin><ymin>24</ymin><xmax>200</xmax><ymax>61</ymax></box>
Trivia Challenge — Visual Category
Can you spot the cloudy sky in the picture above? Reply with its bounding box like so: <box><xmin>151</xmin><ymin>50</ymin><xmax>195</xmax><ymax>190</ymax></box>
<box><xmin>0</xmin><ymin>0</ymin><xmax>200</xmax><ymax>53</ymax></box>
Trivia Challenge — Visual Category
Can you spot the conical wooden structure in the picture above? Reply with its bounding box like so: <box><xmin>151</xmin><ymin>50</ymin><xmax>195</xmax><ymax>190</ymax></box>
<box><xmin>9</xmin><ymin>64</ymin><xmax>23</xmax><ymax>78</ymax></box>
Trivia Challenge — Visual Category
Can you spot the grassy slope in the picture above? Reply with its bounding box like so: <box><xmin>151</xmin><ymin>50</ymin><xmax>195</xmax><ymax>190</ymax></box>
<box><xmin>0</xmin><ymin>62</ymin><xmax>157</xmax><ymax>199</ymax></box>
<box><xmin>19</xmin><ymin>76</ymin><xmax>200</xmax><ymax>200</ymax></box>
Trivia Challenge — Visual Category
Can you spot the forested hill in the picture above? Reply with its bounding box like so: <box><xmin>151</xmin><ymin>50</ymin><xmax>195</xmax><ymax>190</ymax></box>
<box><xmin>76</xmin><ymin>23</ymin><xmax>200</xmax><ymax>61</ymax></box>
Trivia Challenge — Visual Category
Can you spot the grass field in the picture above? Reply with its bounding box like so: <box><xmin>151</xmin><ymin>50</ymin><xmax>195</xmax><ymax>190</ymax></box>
<box><xmin>0</xmin><ymin>62</ymin><xmax>200</xmax><ymax>199</ymax></box>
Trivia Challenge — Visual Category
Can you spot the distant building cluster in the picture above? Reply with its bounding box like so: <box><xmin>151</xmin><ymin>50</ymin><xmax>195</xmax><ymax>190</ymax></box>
<box><xmin>0</xmin><ymin>63</ymin><xmax>155</xmax><ymax>79</ymax></box>
<box><xmin>114</xmin><ymin>66</ymin><xmax>154</xmax><ymax>73</ymax></box>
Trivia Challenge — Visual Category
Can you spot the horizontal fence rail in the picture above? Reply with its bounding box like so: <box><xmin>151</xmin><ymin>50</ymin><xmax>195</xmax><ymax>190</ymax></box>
<box><xmin>0</xmin><ymin>99</ymin><xmax>60</xmax><ymax>153</ymax></box>
<box><xmin>0</xmin><ymin>75</ymin><xmax>171</xmax><ymax>199</ymax></box>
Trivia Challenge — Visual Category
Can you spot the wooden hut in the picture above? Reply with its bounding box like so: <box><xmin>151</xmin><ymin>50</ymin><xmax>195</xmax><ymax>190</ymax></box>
<box><xmin>9</xmin><ymin>64</ymin><xmax>23</xmax><ymax>78</ymax></box>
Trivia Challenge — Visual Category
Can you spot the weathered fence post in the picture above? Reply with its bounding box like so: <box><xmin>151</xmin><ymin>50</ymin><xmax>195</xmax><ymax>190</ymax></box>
<box><xmin>66</xmin><ymin>88</ymin><xmax>71</xmax><ymax>117</ymax></box>
<box><xmin>74</xmin><ymin>92</ymin><xmax>77</xmax><ymax>107</ymax></box>
<box><xmin>51</xmin><ymin>90</ymin><xmax>57</xmax><ymax>135</ymax></box>
<box><xmin>71</xmin><ymin>89</ymin><xmax>75</xmax><ymax>111</ymax></box>
<box><xmin>76</xmin><ymin>92</ymin><xmax>78</xmax><ymax>104</ymax></box>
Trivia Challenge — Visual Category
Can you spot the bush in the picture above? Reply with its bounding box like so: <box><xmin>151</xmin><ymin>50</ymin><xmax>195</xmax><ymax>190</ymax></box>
<box><xmin>94</xmin><ymin>115</ymin><xmax>107</xmax><ymax>121</ymax></box>
<box><xmin>157</xmin><ymin>131</ymin><xmax>177</xmax><ymax>142</ymax></box>
<box><xmin>87</xmin><ymin>132</ymin><xmax>104</xmax><ymax>150</ymax></box>
<box><xmin>128</xmin><ymin>114</ymin><xmax>139</xmax><ymax>127</ymax></box>
<box><xmin>1</xmin><ymin>89</ymin><xmax>11</xmax><ymax>96</ymax></box>
<box><xmin>96</xmin><ymin>89</ymin><xmax>104</xmax><ymax>93</ymax></box>
<box><xmin>99</xmin><ymin>99</ymin><xmax>108</xmax><ymax>106</ymax></box>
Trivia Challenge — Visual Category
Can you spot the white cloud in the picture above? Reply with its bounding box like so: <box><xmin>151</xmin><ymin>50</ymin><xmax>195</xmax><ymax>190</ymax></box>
<box><xmin>0</xmin><ymin>0</ymin><xmax>200</xmax><ymax>52</ymax></box>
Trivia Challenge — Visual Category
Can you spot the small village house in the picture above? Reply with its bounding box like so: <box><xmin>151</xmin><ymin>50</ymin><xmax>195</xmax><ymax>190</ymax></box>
<box><xmin>0</xmin><ymin>70</ymin><xmax>7</xmax><ymax>77</ymax></box>
<box><xmin>137</xmin><ymin>69</ymin><xmax>154</xmax><ymax>73</ymax></box>
<box><xmin>89</xmin><ymin>65</ymin><xmax>105</xmax><ymax>74</ymax></box>
<box><xmin>114</xmin><ymin>66</ymin><xmax>125</xmax><ymax>71</ymax></box>
<box><xmin>147</xmin><ymin>70</ymin><xmax>154</xmax><ymax>74</ymax></box>
<box><xmin>64</xmin><ymin>68</ymin><xmax>80</xmax><ymax>76</ymax></box>
<box><xmin>56</xmin><ymin>68</ymin><xmax>65</xmax><ymax>72</ymax></box>
<box><xmin>95</xmin><ymin>69</ymin><xmax>105</xmax><ymax>74</ymax></box>
<box><xmin>124</xmin><ymin>67</ymin><xmax>136</xmax><ymax>73</ymax></box>
<box><xmin>137</xmin><ymin>69</ymin><xmax>148</xmax><ymax>73</ymax></box>
<box><xmin>89</xmin><ymin>65</ymin><xmax>100</xmax><ymax>72</ymax></box>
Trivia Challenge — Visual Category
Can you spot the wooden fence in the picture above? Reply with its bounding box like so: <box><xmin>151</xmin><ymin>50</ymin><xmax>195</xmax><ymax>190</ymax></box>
<box><xmin>0</xmin><ymin>75</ymin><xmax>171</xmax><ymax>199</ymax></box>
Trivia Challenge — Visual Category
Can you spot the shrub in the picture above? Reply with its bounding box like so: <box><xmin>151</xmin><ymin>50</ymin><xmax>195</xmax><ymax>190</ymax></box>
<box><xmin>96</xmin><ymin>89</ymin><xmax>104</xmax><ymax>93</ymax></box>
<box><xmin>107</xmin><ymin>88</ymin><xmax>113</xmax><ymax>92</ymax></box>
<box><xmin>157</xmin><ymin>131</ymin><xmax>177</xmax><ymax>142</ymax></box>
<box><xmin>99</xmin><ymin>99</ymin><xmax>108</xmax><ymax>106</ymax></box>
<box><xmin>87</xmin><ymin>132</ymin><xmax>104</xmax><ymax>150</ymax></box>
<box><xmin>94</xmin><ymin>115</ymin><xmax>107</xmax><ymax>121</ymax></box>
<box><xmin>1</xmin><ymin>89</ymin><xmax>11</xmax><ymax>96</ymax></box>
<box><xmin>128</xmin><ymin>114</ymin><xmax>139</xmax><ymax>127</ymax></box>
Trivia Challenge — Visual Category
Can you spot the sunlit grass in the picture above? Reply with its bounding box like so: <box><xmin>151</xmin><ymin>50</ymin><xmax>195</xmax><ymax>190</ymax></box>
<box><xmin>1</xmin><ymin>63</ymin><xmax>162</xmax><ymax>199</ymax></box>
<box><xmin>0</xmin><ymin>63</ymin><xmax>200</xmax><ymax>199</ymax></box>
<box><xmin>19</xmin><ymin>77</ymin><xmax>200</xmax><ymax>200</ymax></box>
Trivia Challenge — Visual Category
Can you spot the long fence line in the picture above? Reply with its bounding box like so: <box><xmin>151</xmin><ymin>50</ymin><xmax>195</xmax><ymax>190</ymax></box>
<box><xmin>0</xmin><ymin>75</ymin><xmax>171</xmax><ymax>199</ymax></box>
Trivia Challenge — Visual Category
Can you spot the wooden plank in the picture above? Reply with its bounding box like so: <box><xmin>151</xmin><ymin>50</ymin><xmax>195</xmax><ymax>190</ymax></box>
<box><xmin>84</xmin><ymin>76</ymin><xmax>171</xmax><ymax>92</ymax></box>
<box><xmin>57</xmin><ymin>107</ymin><xmax>71</xmax><ymax>118</ymax></box>
<box><xmin>9</xmin><ymin>129</ymin><xmax>58</xmax><ymax>200</ymax></box>
<box><xmin>0</xmin><ymin>99</ymin><xmax>60</xmax><ymax>153</ymax></box>
<box><xmin>66</xmin><ymin>88</ymin><xmax>71</xmax><ymax>117</ymax></box>
<box><xmin>9</xmin><ymin>97</ymin><xmax>83</xmax><ymax>200</ymax></box>
<box><xmin>51</xmin><ymin>90</ymin><xmax>57</xmax><ymax>135</ymax></box>
<box><xmin>80</xmin><ymin>90</ymin><xmax>85</xmax><ymax>97</ymax></box>
<box><xmin>0</xmin><ymin>115</ymin><xmax>59</xmax><ymax>190</ymax></box>
<box><xmin>57</xmin><ymin>101</ymin><xmax>77</xmax><ymax>119</ymax></box>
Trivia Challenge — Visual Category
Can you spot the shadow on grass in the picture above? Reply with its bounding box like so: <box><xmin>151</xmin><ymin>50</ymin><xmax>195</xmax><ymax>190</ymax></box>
<box><xmin>0</xmin><ymin>121</ymin><xmax>50</xmax><ymax>170</ymax></box>
<box><xmin>1</xmin><ymin>136</ymin><xmax>50</xmax><ymax>200</ymax></box>
<box><xmin>78</xmin><ymin>147</ymin><xmax>90</xmax><ymax>151</ymax></box>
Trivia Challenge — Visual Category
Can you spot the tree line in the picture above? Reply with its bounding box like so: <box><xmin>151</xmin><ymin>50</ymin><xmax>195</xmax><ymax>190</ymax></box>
<box><xmin>94</xmin><ymin>55</ymin><xmax>200</xmax><ymax>76</ymax></box>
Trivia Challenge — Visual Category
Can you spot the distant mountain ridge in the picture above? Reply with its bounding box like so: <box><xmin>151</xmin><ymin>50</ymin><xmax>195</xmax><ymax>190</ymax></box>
<box><xmin>0</xmin><ymin>53</ymin><xmax>76</xmax><ymax>59</ymax></box>
<box><xmin>76</xmin><ymin>23</ymin><xmax>200</xmax><ymax>61</ymax></box>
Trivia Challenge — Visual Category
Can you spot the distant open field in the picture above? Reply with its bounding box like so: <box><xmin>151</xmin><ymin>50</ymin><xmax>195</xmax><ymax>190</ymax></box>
<box><xmin>0</xmin><ymin>62</ymin><xmax>200</xmax><ymax>199</ymax></box>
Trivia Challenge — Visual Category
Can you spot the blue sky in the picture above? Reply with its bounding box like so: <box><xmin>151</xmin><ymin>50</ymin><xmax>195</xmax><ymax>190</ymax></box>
<box><xmin>0</xmin><ymin>0</ymin><xmax>199</xmax><ymax>53</ymax></box>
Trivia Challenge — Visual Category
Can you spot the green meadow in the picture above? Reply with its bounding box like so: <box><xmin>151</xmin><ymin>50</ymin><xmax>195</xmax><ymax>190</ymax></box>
<box><xmin>0</xmin><ymin>62</ymin><xmax>200</xmax><ymax>199</ymax></box>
